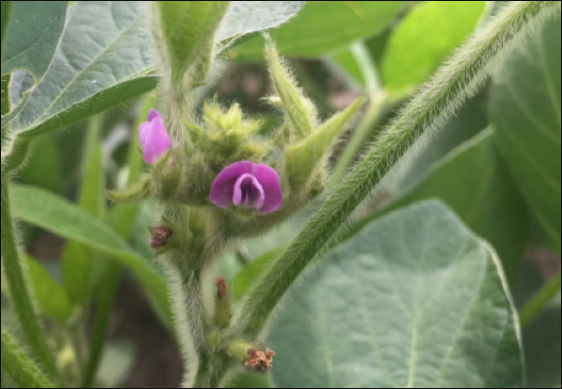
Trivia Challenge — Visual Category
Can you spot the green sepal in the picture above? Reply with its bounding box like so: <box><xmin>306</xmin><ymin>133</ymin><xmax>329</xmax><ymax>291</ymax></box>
<box><xmin>285</xmin><ymin>97</ymin><xmax>364</xmax><ymax>191</ymax></box>
<box><xmin>266</xmin><ymin>40</ymin><xmax>316</xmax><ymax>139</ymax></box>
<box><xmin>108</xmin><ymin>175</ymin><xmax>151</xmax><ymax>203</ymax></box>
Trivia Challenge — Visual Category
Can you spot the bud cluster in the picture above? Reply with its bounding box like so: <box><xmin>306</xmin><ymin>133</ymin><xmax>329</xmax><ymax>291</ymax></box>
<box><xmin>112</xmin><ymin>41</ymin><xmax>362</xmax><ymax>251</ymax></box>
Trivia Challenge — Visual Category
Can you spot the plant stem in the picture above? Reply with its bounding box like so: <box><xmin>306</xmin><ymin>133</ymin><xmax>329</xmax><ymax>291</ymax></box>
<box><xmin>331</xmin><ymin>41</ymin><xmax>386</xmax><ymax>185</ymax></box>
<box><xmin>79</xmin><ymin>263</ymin><xmax>121</xmax><ymax>388</ymax></box>
<box><xmin>1</xmin><ymin>327</ymin><xmax>55</xmax><ymax>388</ymax></box>
<box><xmin>519</xmin><ymin>270</ymin><xmax>561</xmax><ymax>327</ymax></box>
<box><xmin>330</xmin><ymin>93</ymin><xmax>386</xmax><ymax>185</ymax></box>
<box><xmin>235</xmin><ymin>0</ymin><xmax>561</xmax><ymax>340</ymax></box>
<box><xmin>0</xmin><ymin>174</ymin><xmax>62</xmax><ymax>384</ymax></box>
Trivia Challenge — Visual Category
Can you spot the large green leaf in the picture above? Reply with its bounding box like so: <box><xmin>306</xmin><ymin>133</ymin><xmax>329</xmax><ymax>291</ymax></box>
<box><xmin>382</xmin><ymin>1</ymin><xmax>486</xmax><ymax>95</ymax></box>
<box><xmin>11</xmin><ymin>1</ymin><xmax>157</xmax><ymax>138</ymax></box>
<box><xmin>227</xmin><ymin>2</ymin><xmax>407</xmax><ymax>60</ymax></box>
<box><xmin>268</xmin><ymin>201</ymin><xmax>523</xmax><ymax>388</ymax></box>
<box><xmin>1</xmin><ymin>1</ymin><xmax>68</xmax><ymax>80</ymax></box>
<box><xmin>216</xmin><ymin>1</ymin><xmax>305</xmax><ymax>52</ymax></box>
<box><xmin>10</xmin><ymin>185</ymin><xmax>172</xmax><ymax>326</ymax></box>
<box><xmin>490</xmin><ymin>16</ymin><xmax>561</xmax><ymax>255</ymax></box>
<box><xmin>379</xmin><ymin>130</ymin><xmax>529</xmax><ymax>285</ymax></box>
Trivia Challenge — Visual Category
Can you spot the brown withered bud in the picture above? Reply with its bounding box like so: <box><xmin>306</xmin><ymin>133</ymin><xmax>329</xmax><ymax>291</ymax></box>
<box><xmin>245</xmin><ymin>349</ymin><xmax>275</xmax><ymax>371</ymax></box>
<box><xmin>215</xmin><ymin>276</ymin><xmax>227</xmax><ymax>300</ymax></box>
<box><xmin>150</xmin><ymin>226</ymin><xmax>173</xmax><ymax>250</ymax></box>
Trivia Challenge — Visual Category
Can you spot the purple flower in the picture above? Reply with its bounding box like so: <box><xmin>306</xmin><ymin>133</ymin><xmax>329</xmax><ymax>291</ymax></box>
<box><xmin>139</xmin><ymin>109</ymin><xmax>172</xmax><ymax>164</ymax></box>
<box><xmin>210</xmin><ymin>161</ymin><xmax>283</xmax><ymax>215</ymax></box>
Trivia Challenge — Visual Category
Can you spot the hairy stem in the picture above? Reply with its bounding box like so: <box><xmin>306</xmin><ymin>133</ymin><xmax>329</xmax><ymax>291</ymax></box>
<box><xmin>1</xmin><ymin>327</ymin><xmax>55</xmax><ymax>388</ymax></box>
<box><xmin>236</xmin><ymin>0</ymin><xmax>561</xmax><ymax>339</ymax></box>
<box><xmin>519</xmin><ymin>270</ymin><xmax>561</xmax><ymax>327</ymax></box>
<box><xmin>1</xmin><ymin>174</ymin><xmax>62</xmax><ymax>383</ymax></box>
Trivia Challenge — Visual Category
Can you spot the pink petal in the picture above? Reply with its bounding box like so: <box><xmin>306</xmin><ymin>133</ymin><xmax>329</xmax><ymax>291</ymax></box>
<box><xmin>233</xmin><ymin>174</ymin><xmax>265</xmax><ymax>209</ymax></box>
<box><xmin>142</xmin><ymin>112</ymin><xmax>171</xmax><ymax>164</ymax></box>
<box><xmin>139</xmin><ymin>122</ymin><xmax>151</xmax><ymax>148</ymax></box>
<box><xmin>210</xmin><ymin>161</ymin><xmax>255</xmax><ymax>208</ymax></box>
<box><xmin>147</xmin><ymin>108</ymin><xmax>160</xmax><ymax>121</ymax></box>
<box><xmin>253</xmin><ymin>164</ymin><xmax>283</xmax><ymax>214</ymax></box>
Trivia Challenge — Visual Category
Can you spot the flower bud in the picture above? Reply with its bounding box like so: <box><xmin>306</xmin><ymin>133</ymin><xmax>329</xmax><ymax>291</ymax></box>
<box><xmin>139</xmin><ymin>109</ymin><xmax>172</xmax><ymax>164</ymax></box>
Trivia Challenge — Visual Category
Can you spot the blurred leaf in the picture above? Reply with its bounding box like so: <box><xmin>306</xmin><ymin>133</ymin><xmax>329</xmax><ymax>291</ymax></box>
<box><xmin>62</xmin><ymin>119</ymin><xmax>106</xmax><ymax>305</ymax></box>
<box><xmin>1</xmin><ymin>1</ymin><xmax>68</xmax><ymax>80</ymax></box>
<box><xmin>11</xmin><ymin>1</ymin><xmax>157</xmax><ymax>138</ymax></box>
<box><xmin>234</xmin><ymin>248</ymin><xmax>283</xmax><ymax>300</ymax></box>
<box><xmin>523</xmin><ymin>298</ymin><xmax>561</xmax><ymax>388</ymax></box>
<box><xmin>96</xmin><ymin>340</ymin><xmax>136</xmax><ymax>388</ymax></box>
<box><xmin>392</xmin><ymin>99</ymin><xmax>488</xmax><ymax>194</ymax></box>
<box><xmin>229</xmin><ymin>372</ymin><xmax>271</xmax><ymax>388</ymax></box>
<box><xmin>228</xmin><ymin>2</ymin><xmax>407</xmax><ymax>60</ymax></box>
<box><xmin>490</xmin><ymin>16</ymin><xmax>561</xmax><ymax>255</ymax></box>
<box><xmin>11</xmin><ymin>185</ymin><xmax>172</xmax><ymax>326</ymax></box>
<box><xmin>1</xmin><ymin>1</ymin><xmax>12</xmax><ymax>49</ymax></box>
<box><xmin>24</xmin><ymin>255</ymin><xmax>74</xmax><ymax>323</ymax></box>
<box><xmin>380</xmin><ymin>130</ymin><xmax>529</xmax><ymax>284</ymax></box>
<box><xmin>16</xmin><ymin>137</ymin><xmax>63</xmax><ymax>193</ymax></box>
<box><xmin>217</xmin><ymin>2</ymin><xmax>305</xmax><ymax>53</ymax></box>
<box><xmin>269</xmin><ymin>201</ymin><xmax>523</xmax><ymax>388</ymax></box>
<box><xmin>382</xmin><ymin>1</ymin><xmax>486</xmax><ymax>95</ymax></box>
<box><xmin>330</xmin><ymin>30</ymin><xmax>391</xmax><ymax>90</ymax></box>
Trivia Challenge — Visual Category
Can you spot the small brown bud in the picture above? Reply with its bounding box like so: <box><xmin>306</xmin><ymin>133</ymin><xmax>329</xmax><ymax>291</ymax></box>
<box><xmin>215</xmin><ymin>276</ymin><xmax>227</xmax><ymax>300</ymax></box>
<box><xmin>245</xmin><ymin>348</ymin><xmax>275</xmax><ymax>371</ymax></box>
<box><xmin>150</xmin><ymin>226</ymin><xmax>173</xmax><ymax>250</ymax></box>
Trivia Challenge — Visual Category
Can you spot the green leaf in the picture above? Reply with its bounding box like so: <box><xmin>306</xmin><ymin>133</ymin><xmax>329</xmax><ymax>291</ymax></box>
<box><xmin>11</xmin><ymin>1</ymin><xmax>157</xmax><ymax>138</ymax></box>
<box><xmin>490</xmin><ymin>16</ymin><xmax>561</xmax><ymax>255</ymax></box>
<box><xmin>10</xmin><ymin>185</ymin><xmax>172</xmax><ymax>326</ymax></box>
<box><xmin>216</xmin><ymin>2</ymin><xmax>305</xmax><ymax>52</ymax></box>
<box><xmin>228</xmin><ymin>1</ymin><xmax>407</xmax><ymax>60</ymax></box>
<box><xmin>378</xmin><ymin>130</ymin><xmax>529</xmax><ymax>285</ymax></box>
<box><xmin>25</xmin><ymin>255</ymin><xmax>74</xmax><ymax>323</ymax></box>
<box><xmin>234</xmin><ymin>248</ymin><xmax>283</xmax><ymax>300</ymax></box>
<box><xmin>61</xmin><ymin>119</ymin><xmax>105</xmax><ymax>305</ymax></box>
<box><xmin>382</xmin><ymin>1</ymin><xmax>486</xmax><ymax>95</ymax></box>
<box><xmin>17</xmin><ymin>137</ymin><xmax>63</xmax><ymax>193</ymax></box>
<box><xmin>268</xmin><ymin>201</ymin><xmax>523</xmax><ymax>388</ymax></box>
<box><xmin>1</xmin><ymin>1</ymin><xmax>68</xmax><ymax>80</ymax></box>
<box><xmin>1</xmin><ymin>1</ymin><xmax>12</xmax><ymax>50</ymax></box>
<box><xmin>391</xmin><ymin>99</ymin><xmax>488</xmax><ymax>194</ymax></box>
<box><xmin>153</xmin><ymin>1</ymin><xmax>230</xmax><ymax>84</ymax></box>
<box><xmin>523</xmin><ymin>297</ymin><xmax>561</xmax><ymax>388</ymax></box>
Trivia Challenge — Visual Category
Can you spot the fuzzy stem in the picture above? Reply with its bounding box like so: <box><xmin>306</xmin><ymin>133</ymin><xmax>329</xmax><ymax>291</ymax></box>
<box><xmin>519</xmin><ymin>270</ymin><xmax>561</xmax><ymax>327</ymax></box>
<box><xmin>1</xmin><ymin>173</ymin><xmax>62</xmax><ymax>384</ymax></box>
<box><xmin>1</xmin><ymin>135</ymin><xmax>30</xmax><ymax>173</ymax></box>
<box><xmin>236</xmin><ymin>0</ymin><xmax>561</xmax><ymax>340</ymax></box>
<box><xmin>1</xmin><ymin>327</ymin><xmax>55</xmax><ymax>388</ymax></box>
